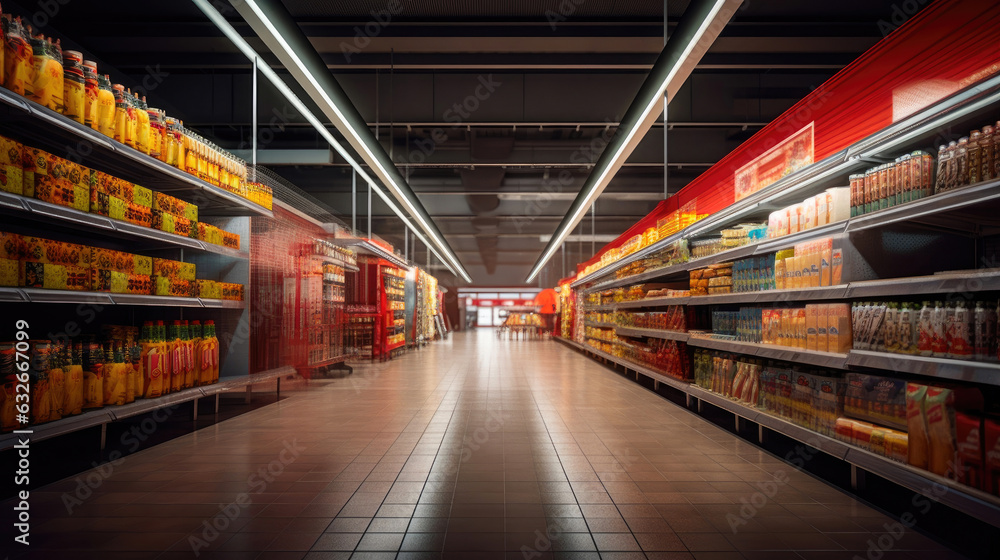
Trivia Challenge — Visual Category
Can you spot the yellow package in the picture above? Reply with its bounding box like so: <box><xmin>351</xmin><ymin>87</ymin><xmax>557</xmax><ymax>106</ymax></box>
<box><xmin>152</xmin><ymin>258</ymin><xmax>196</xmax><ymax>281</ymax></box>
<box><xmin>82</xmin><ymin>362</ymin><xmax>104</xmax><ymax>410</ymax></box>
<box><xmin>140</xmin><ymin>340</ymin><xmax>166</xmax><ymax>399</ymax></box>
<box><xmin>806</xmin><ymin>306</ymin><xmax>818</xmax><ymax>351</ymax></box>
<box><xmin>64</xmin><ymin>362</ymin><xmax>83</xmax><ymax>416</ymax></box>
<box><xmin>0</xmin><ymin>136</ymin><xmax>23</xmax><ymax>195</ymax></box>
<box><xmin>48</xmin><ymin>362</ymin><xmax>65</xmax><ymax>421</ymax></box>
<box><xmin>103</xmin><ymin>361</ymin><xmax>126</xmax><ymax>407</ymax></box>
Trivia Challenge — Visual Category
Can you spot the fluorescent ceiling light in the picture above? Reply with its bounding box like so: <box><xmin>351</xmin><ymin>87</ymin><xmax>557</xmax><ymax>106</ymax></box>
<box><xmin>525</xmin><ymin>0</ymin><xmax>742</xmax><ymax>283</ymax></box>
<box><xmin>191</xmin><ymin>0</ymin><xmax>470</xmax><ymax>282</ymax></box>
<box><xmin>539</xmin><ymin>234</ymin><xmax>619</xmax><ymax>243</ymax></box>
<box><xmin>498</xmin><ymin>192</ymin><xmax>665</xmax><ymax>201</ymax></box>
<box><xmin>225</xmin><ymin>0</ymin><xmax>470</xmax><ymax>283</ymax></box>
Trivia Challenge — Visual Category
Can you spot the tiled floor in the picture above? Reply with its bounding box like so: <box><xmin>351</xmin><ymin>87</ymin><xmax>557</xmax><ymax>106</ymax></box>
<box><xmin>6</xmin><ymin>330</ymin><xmax>966</xmax><ymax>559</ymax></box>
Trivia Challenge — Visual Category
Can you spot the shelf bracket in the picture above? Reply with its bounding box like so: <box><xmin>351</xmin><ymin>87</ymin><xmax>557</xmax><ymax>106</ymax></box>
<box><xmin>245</xmin><ymin>385</ymin><xmax>252</xmax><ymax>404</ymax></box>
<box><xmin>851</xmin><ymin>465</ymin><xmax>866</xmax><ymax>491</ymax></box>
<box><xmin>192</xmin><ymin>398</ymin><xmax>199</xmax><ymax>421</ymax></box>
<box><xmin>100</xmin><ymin>423</ymin><xmax>107</xmax><ymax>451</ymax></box>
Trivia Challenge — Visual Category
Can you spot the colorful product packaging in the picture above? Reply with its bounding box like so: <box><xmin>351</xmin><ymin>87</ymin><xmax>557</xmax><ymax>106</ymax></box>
<box><xmin>955</xmin><ymin>412</ymin><xmax>984</xmax><ymax>490</ymax></box>
<box><xmin>152</xmin><ymin>258</ymin><xmax>195</xmax><ymax>281</ymax></box>
<box><xmin>153</xmin><ymin>276</ymin><xmax>193</xmax><ymax>297</ymax></box>
<box><xmin>153</xmin><ymin>191</ymin><xmax>197</xmax><ymax>222</ymax></box>
<box><xmin>985</xmin><ymin>418</ymin><xmax>1000</xmax><ymax>496</ymax></box>
<box><xmin>0</xmin><ymin>231</ymin><xmax>22</xmax><ymax>286</ymax></box>
<box><xmin>844</xmin><ymin>373</ymin><xmax>907</xmax><ymax>431</ymax></box>
<box><xmin>0</xmin><ymin>135</ymin><xmax>23</xmax><ymax>195</ymax></box>
<box><xmin>220</xmin><ymin>282</ymin><xmax>244</xmax><ymax>301</ymax></box>
<box><xmin>196</xmin><ymin>279</ymin><xmax>220</xmax><ymax>300</ymax></box>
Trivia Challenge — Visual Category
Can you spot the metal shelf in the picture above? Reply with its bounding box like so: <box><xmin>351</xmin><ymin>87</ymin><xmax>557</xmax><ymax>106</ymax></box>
<box><xmin>331</xmin><ymin>238</ymin><xmax>411</xmax><ymax>269</ymax></box>
<box><xmin>686</xmin><ymin>336</ymin><xmax>762</xmax><ymax>354</ymax></box>
<box><xmin>0</xmin><ymin>287</ymin><xmax>245</xmax><ymax>308</ymax></box>
<box><xmin>847</xmin><ymin>178</ymin><xmax>1000</xmax><ymax>234</ymax></box>
<box><xmin>752</xmin><ymin>285</ymin><xmax>849</xmax><ymax>303</ymax></box>
<box><xmin>585</xmin><ymin>263</ymin><xmax>690</xmax><ymax>292</ymax></box>
<box><xmin>686</xmin><ymin>336</ymin><xmax>849</xmax><ymax>368</ymax></box>
<box><xmin>615</xmin><ymin>326</ymin><xmax>690</xmax><ymax>342</ymax></box>
<box><xmin>685</xmin><ymin>292</ymin><xmax>753</xmax><ymax>306</ymax></box>
<box><xmin>847</xmin><ymin>350</ymin><xmax>1000</xmax><ymax>387</ymax></box>
<box><xmin>584</xmin><ymin>321</ymin><xmax>616</xmax><ymax>329</ymax></box>
<box><xmin>1</xmin><ymin>179</ymin><xmax>249</xmax><ymax>259</ymax></box>
<box><xmin>0</xmin><ymin>88</ymin><xmax>271</xmax><ymax>218</ymax></box>
<box><xmin>581</xmin><ymin>304</ymin><xmax>617</xmax><ymax>312</ymax></box>
<box><xmin>584</xmin><ymin>343</ymin><xmax>692</xmax><ymax>393</ymax></box>
<box><xmin>615</xmin><ymin>296</ymin><xmax>690</xmax><ymax>308</ymax></box>
<box><xmin>0</xmin><ymin>366</ymin><xmax>292</xmax><ymax>451</ymax></box>
<box><xmin>845</xmin><ymin>271</ymin><xmax>1000</xmax><ymax>299</ymax></box>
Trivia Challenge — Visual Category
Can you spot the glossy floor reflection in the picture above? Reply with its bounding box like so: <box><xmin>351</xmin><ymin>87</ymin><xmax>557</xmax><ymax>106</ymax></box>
<box><xmin>7</xmin><ymin>330</ymin><xmax>966</xmax><ymax>559</ymax></box>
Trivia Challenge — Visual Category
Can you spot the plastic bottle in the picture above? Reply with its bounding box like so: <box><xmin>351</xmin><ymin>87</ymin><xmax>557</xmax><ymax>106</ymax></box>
<box><xmin>968</xmin><ymin>130</ymin><xmax>983</xmax><ymax>185</ymax></box>
<box><xmin>28</xmin><ymin>35</ymin><xmax>63</xmax><ymax>111</ymax></box>
<box><xmin>897</xmin><ymin>303</ymin><xmax>914</xmax><ymax>355</ymax></box>
<box><xmin>931</xmin><ymin>301</ymin><xmax>949</xmax><ymax>358</ymax></box>
<box><xmin>190</xmin><ymin>321</ymin><xmax>203</xmax><ymax>386</ymax></box>
<box><xmin>47</xmin><ymin>343</ymin><xmax>64</xmax><ymax>421</ymax></box>
<box><xmin>955</xmin><ymin>137</ymin><xmax>970</xmax><ymax>188</ymax></box>
<box><xmin>82</xmin><ymin>337</ymin><xmax>104</xmax><ymax>409</ymax></box>
<box><xmin>166</xmin><ymin>321</ymin><xmax>182</xmax><ymax>394</ymax></box>
<box><xmin>949</xmin><ymin>301</ymin><xmax>972</xmax><ymax>359</ymax></box>
<box><xmin>136</xmin><ymin>94</ymin><xmax>150</xmax><ymax>155</ymax></box>
<box><xmin>61</xmin><ymin>49</ymin><xmax>85</xmax><ymax>124</ymax></box>
<box><xmin>128</xmin><ymin>328</ymin><xmax>143</xmax><ymax>400</ymax></box>
<box><xmin>123</xmin><ymin>88</ymin><xmax>138</xmax><ymax>149</ymax></box>
<box><xmin>111</xmin><ymin>83</ymin><xmax>127</xmax><ymax>143</ymax></box>
<box><xmin>82</xmin><ymin>60</ymin><xmax>99</xmax><ymax>129</ymax></box>
<box><xmin>203</xmin><ymin>320</ymin><xmax>219</xmax><ymax>384</ymax></box>
<box><xmin>140</xmin><ymin>321</ymin><xmax>164</xmax><ymax>399</ymax></box>
<box><xmin>96</xmin><ymin>74</ymin><xmax>115</xmax><ymax>137</ymax></box>
<box><xmin>103</xmin><ymin>342</ymin><xmax>126</xmax><ymax>406</ymax></box>
<box><xmin>917</xmin><ymin>301</ymin><xmax>934</xmax><ymax>357</ymax></box>
<box><xmin>883</xmin><ymin>303</ymin><xmax>899</xmax><ymax>354</ymax></box>
<box><xmin>981</xmin><ymin>126</ymin><xmax>995</xmax><ymax>182</ymax></box>
<box><xmin>974</xmin><ymin>301</ymin><xmax>996</xmax><ymax>362</ymax></box>
<box><xmin>64</xmin><ymin>342</ymin><xmax>83</xmax><ymax>416</ymax></box>
<box><xmin>148</xmin><ymin>107</ymin><xmax>164</xmax><ymax>160</ymax></box>
<box><xmin>180</xmin><ymin>321</ymin><xmax>196</xmax><ymax>389</ymax></box>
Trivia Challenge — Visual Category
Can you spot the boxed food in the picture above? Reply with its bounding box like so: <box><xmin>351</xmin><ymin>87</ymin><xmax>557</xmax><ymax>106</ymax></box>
<box><xmin>91</xmin><ymin>248</ymin><xmax>152</xmax><ymax>276</ymax></box>
<box><xmin>844</xmin><ymin>373</ymin><xmax>907</xmax><ymax>431</ymax></box>
<box><xmin>153</xmin><ymin>276</ymin><xmax>193</xmax><ymax>297</ymax></box>
<box><xmin>152</xmin><ymin>258</ymin><xmax>195</xmax><ymax>281</ymax></box>
<box><xmin>222</xmin><ymin>231</ymin><xmax>240</xmax><ymax>250</ymax></box>
<box><xmin>985</xmin><ymin>418</ymin><xmax>1000</xmax><ymax>496</ymax></box>
<box><xmin>220</xmin><ymin>282</ymin><xmax>244</xmax><ymax>301</ymax></box>
<box><xmin>21</xmin><ymin>146</ymin><xmax>50</xmax><ymax>199</ymax></box>
<box><xmin>21</xmin><ymin>237</ymin><xmax>91</xmax><ymax>268</ymax></box>
<box><xmin>0</xmin><ymin>135</ymin><xmax>23</xmax><ymax>195</ymax></box>
<box><xmin>906</xmin><ymin>383</ymin><xmax>930</xmax><ymax>469</ymax></box>
<box><xmin>152</xmin><ymin>209</ymin><xmax>195</xmax><ymax>238</ymax></box>
<box><xmin>813</xmin><ymin>374</ymin><xmax>844</xmax><ymax>437</ymax></box>
<box><xmin>91</xmin><ymin>269</ymin><xmax>152</xmax><ymax>294</ymax></box>
<box><xmin>196</xmin><ymin>279</ymin><xmax>221</xmax><ymax>300</ymax></box>
<box><xmin>126</xmin><ymin>203</ymin><xmax>152</xmax><ymax>228</ymax></box>
<box><xmin>197</xmin><ymin>222</ymin><xmax>224</xmax><ymax>246</ymax></box>
<box><xmin>0</xmin><ymin>232</ymin><xmax>22</xmax><ymax>286</ymax></box>
<box><xmin>22</xmin><ymin>262</ymin><xmax>89</xmax><ymax>290</ymax></box>
<box><xmin>24</xmin><ymin>150</ymin><xmax>89</xmax><ymax>212</ymax></box>
<box><xmin>955</xmin><ymin>412</ymin><xmax>984</xmax><ymax>490</ymax></box>
<box><xmin>153</xmin><ymin>192</ymin><xmax>198</xmax><ymax>222</ymax></box>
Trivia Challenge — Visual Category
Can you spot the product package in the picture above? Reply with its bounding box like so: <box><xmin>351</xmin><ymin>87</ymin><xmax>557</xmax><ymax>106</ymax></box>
<box><xmin>0</xmin><ymin>135</ymin><xmax>23</xmax><ymax>195</ymax></box>
<box><xmin>151</xmin><ymin>258</ymin><xmax>196</xmax><ymax>281</ymax></box>
<box><xmin>955</xmin><ymin>412</ymin><xmax>984</xmax><ymax>490</ymax></box>
<box><xmin>844</xmin><ymin>373</ymin><xmax>907</xmax><ymax>430</ymax></box>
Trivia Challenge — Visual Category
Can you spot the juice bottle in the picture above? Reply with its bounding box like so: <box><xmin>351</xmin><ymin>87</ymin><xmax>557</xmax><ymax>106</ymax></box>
<box><xmin>3</xmin><ymin>17</ymin><xmax>33</xmax><ymax>96</ymax></box>
<box><xmin>164</xmin><ymin>116</ymin><xmax>178</xmax><ymax>166</ymax></box>
<box><xmin>916</xmin><ymin>301</ymin><xmax>934</xmax><ymax>357</ymax></box>
<box><xmin>949</xmin><ymin>301</ymin><xmax>972</xmax><ymax>359</ymax></box>
<box><xmin>930</xmin><ymin>301</ymin><xmax>948</xmax><ymax>357</ymax></box>
<box><xmin>140</xmin><ymin>321</ymin><xmax>164</xmax><ymax>398</ymax></box>
<box><xmin>64</xmin><ymin>342</ymin><xmax>83</xmax><ymax>415</ymax></box>
<box><xmin>82</xmin><ymin>60</ymin><xmax>99</xmax><ymax>129</ymax></box>
<box><xmin>124</xmin><ymin>339</ymin><xmax>136</xmax><ymax>404</ymax></box>
<box><xmin>178</xmin><ymin>321</ymin><xmax>193</xmax><ymax>389</ymax></box>
<box><xmin>128</xmin><ymin>327</ymin><xmax>142</xmax><ymax>400</ymax></box>
<box><xmin>136</xmin><ymin>95</ymin><xmax>150</xmax><ymax>155</ymax></box>
<box><xmin>47</xmin><ymin>343</ymin><xmax>64</xmax><ymax>421</ymax></box>
<box><xmin>190</xmin><ymin>320</ymin><xmax>204</xmax><ymax>386</ymax></box>
<box><xmin>82</xmin><ymin>337</ymin><xmax>104</xmax><ymax>409</ymax></box>
<box><xmin>28</xmin><ymin>36</ymin><xmax>62</xmax><ymax>111</ymax></box>
<box><xmin>148</xmin><ymin>107</ymin><xmax>164</xmax><ymax>160</ymax></box>
<box><xmin>29</xmin><ymin>340</ymin><xmax>52</xmax><ymax>424</ymax></box>
<box><xmin>96</xmin><ymin>74</ymin><xmax>115</xmax><ymax>137</ymax></box>
<box><xmin>183</xmin><ymin>130</ymin><xmax>198</xmax><ymax>175</ymax></box>
<box><xmin>103</xmin><ymin>342</ymin><xmax>125</xmax><ymax>406</ymax></box>
<box><xmin>111</xmin><ymin>83</ymin><xmax>127</xmax><ymax>143</ymax></box>
<box><xmin>167</xmin><ymin>321</ymin><xmax>183</xmax><ymax>393</ymax></box>
<box><xmin>61</xmin><ymin>49</ymin><xmax>85</xmax><ymax>124</ymax></box>
<box><xmin>203</xmin><ymin>320</ymin><xmax>219</xmax><ymax>384</ymax></box>
<box><xmin>123</xmin><ymin>88</ymin><xmax>138</xmax><ymax>149</ymax></box>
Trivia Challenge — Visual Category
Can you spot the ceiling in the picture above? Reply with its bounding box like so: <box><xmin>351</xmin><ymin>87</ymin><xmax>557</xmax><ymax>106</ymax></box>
<box><xmin>11</xmin><ymin>0</ymin><xmax>928</xmax><ymax>287</ymax></box>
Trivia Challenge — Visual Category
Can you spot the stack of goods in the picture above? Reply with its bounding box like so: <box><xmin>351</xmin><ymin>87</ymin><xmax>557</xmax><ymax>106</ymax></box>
<box><xmin>935</xmin><ymin>120</ymin><xmax>999</xmax><ymax>194</ymax></box>
<box><xmin>613</xmin><ymin>338</ymin><xmax>689</xmax><ymax>380</ymax></box>
<box><xmin>0</xmin><ymin>134</ymin><xmax>243</xmax><ymax>248</ymax></box>
<box><xmin>760</xmin><ymin>366</ymin><xmax>844</xmax><ymax>437</ymax></box>
<box><xmin>585</xmin><ymin>337</ymin><xmax>614</xmax><ymax>354</ymax></box>
<box><xmin>383</xmin><ymin>266</ymin><xmax>405</xmax><ymax>311</ymax></box>
<box><xmin>584</xmin><ymin>312</ymin><xmax>615</xmax><ymax>325</ymax></box>
<box><xmin>4</xmin><ymin>233</ymin><xmax>90</xmax><ymax>290</ymax></box>
<box><xmin>0</xmin><ymin>5</ymin><xmax>271</xmax><ymax>209</ymax></box>
<box><xmin>720</xmin><ymin>223</ymin><xmax>767</xmax><ymax>250</ymax></box>
<box><xmin>584</xmin><ymin>292</ymin><xmax>602</xmax><ymax>307</ymax></box>
<box><xmin>689</xmin><ymin>262</ymin><xmax>733</xmax><ymax>296</ymax></box>
<box><xmin>584</xmin><ymin>326</ymin><xmax>616</xmax><ymax>343</ymax></box>
<box><xmin>644</xmin><ymin>288</ymin><xmax>689</xmax><ymax>299</ymax></box>
<box><xmin>692</xmin><ymin>350</ymin><xmax>762</xmax><ymax>409</ymax></box>
<box><xmin>690</xmin><ymin>238</ymin><xmax>723</xmax><ymax>259</ymax></box>
<box><xmin>0</xmin><ymin>319</ymin><xmax>219</xmax><ymax>431</ymax></box>
<box><xmin>852</xmin><ymin>300</ymin><xmax>997</xmax><ymax>361</ymax></box>
<box><xmin>767</xmin><ymin>188</ymin><xmax>850</xmax><ymax>239</ymax></box>
<box><xmin>323</xmin><ymin>264</ymin><xmax>346</xmax><ymax>284</ymax></box>
<box><xmin>707</xmin><ymin>304</ymin><xmax>851</xmax><ymax>352</ymax></box>
<box><xmin>152</xmin><ymin>192</ymin><xmax>198</xmax><ymax>238</ymax></box>
<box><xmin>558</xmin><ymin>285</ymin><xmax>573</xmax><ymax>339</ymax></box>
<box><xmin>312</xmin><ymin>239</ymin><xmax>357</xmax><ymax>267</ymax></box>
<box><xmin>91</xmin><ymin>247</ymin><xmax>152</xmax><ymax>294</ymax></box>
<box><xmin>850</xmin><ymin>151</ymin><xmax>935</xmax><ymax>217</ymax></box>
<box><xmin>775</xmin><ymin>238</ymin><xmax>843</xmax><ymax>290</ymax></box>
<box><xmin>387</xmin><ymin>332</ymin><xmax>405</xmax><ymax>347</ymax></box>
<box><xmin>616</xmin><ymin>260</ymin><xmax>648</xmax><ymax>279</ymax></box>
<box><xmin>91</xmin><ymin>171</ymin><xmax>153</xmax><ymax>227</ymax></box>
<box><xmin>732</xmin><ymin>254</ymin><xmax>775</xmax><ymax>293</ymax></box>
<box><xmin>836</xmin><ymin>373</ymin><xmax>910</xmax><ymax>463</ymax></box>
<box><xmin>710</xmin><ymin>310</ymin><xmax>740</xmax><ymax>340</ymax></box>
<box><xmin>152</xmin><ymin>257</ymin><xmax>195</xmax><ymax>297</ymax></box>
<box><xmin>614</xmin><ymin>307</ymin><xmax>686</xmax><ymax>332</ymax></box>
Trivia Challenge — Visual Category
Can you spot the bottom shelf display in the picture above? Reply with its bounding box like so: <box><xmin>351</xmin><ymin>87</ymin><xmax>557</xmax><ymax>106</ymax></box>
<box><xmin>1</xmin><ymin>319</ymin><xmax>220</xmax><ymax>432</ymax></box>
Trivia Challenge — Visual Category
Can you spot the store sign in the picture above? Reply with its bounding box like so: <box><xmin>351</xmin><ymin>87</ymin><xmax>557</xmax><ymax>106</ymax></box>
<box><xmin>735</xmin><ymin>123</ymin><xmax>814</xmax><ymax>201</ymax></box>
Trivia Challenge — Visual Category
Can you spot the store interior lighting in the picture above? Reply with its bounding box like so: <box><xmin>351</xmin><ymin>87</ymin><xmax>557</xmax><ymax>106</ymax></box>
<box><xmin>525</xmin><ymin>0</ymin><xmax>742</xmax><ymax>283</ymax></box>
<box><xmin>222</xmin><ymin>0</ymin><xmax>471</xmax><ymax>283</ymax></box>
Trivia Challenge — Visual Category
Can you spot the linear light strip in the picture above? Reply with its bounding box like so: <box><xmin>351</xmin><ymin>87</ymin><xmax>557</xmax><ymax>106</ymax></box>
<box><xmin>526</xmin><ymin>0</ymin><xmax>740</xmax><ymax>283</ymax></box>
<box><xmin>229</xmin><ymin>0</ymin><xmax>470</xmax><ymax>283</ymax></box>
<box><xmin>191</xmin><ymin>0</ymin><xmax>468</xmax><ymax>282</ymax></box>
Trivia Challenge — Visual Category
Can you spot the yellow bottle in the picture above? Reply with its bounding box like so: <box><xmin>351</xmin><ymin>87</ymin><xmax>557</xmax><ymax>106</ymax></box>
<box><xmin>167</xmin><ymin>321</ymin><xmax>183</xmax><ymax>393</ymax></box>
<box><xmin>136</xmin><ymin>95</ymin><xmax>151</xmax><ymax>155</ymax></box>
<box><xmin>64</xmin><ymin>342</ymin><xmax>84</xmax><ymax>416</ymax></box>
<box><xmin>123</xmin><ymin>89</ymin><xmax>138</xmax><ymax>149</ymax></box>
<box><xmin>103</xmin><ymin>343</ymin><xmax>126</xmax><ymax>407</ymax></box>
<box><xmin>82</xmin><ymin>339</ymin><xmax>104</xmax><ymax>410</ymax></box>
<box><xmin>125</xmin><ymin>326</ymin><xmax>140</xmax><ymax>402</ymax></box>
<box><xmin>3</xmin><ymin>17</ymin><xmax>32</xmax><ymax>96</ymax></box>
<box><xmin>140</xmin><ymin>322</ymin><xmax>164</xmax><ymax>399</ymax></box>
<box><xmin>97</xmin><ymin>75</ymin><xmax>116</xmax><ymax>137</ymax></box>
<box><xmin>47</xmin><ymin>343</ymin><xmax>65</xmax><ymax>421</ymax></box>
<box><xmin>28</xmin><ymin>37</ymin><xmax>63</xmax><ymax>112</ymax></box>
<box><xmin>83</xmin><ymin>61</ymin><xmax>100</xmax><ymax>129</ymax></box>
<box><xmin>29</xmin><ymin>340</ymin><xmax>52</xmax><ymax>425</ymax></box>
<box><xmin>112</xmin><ymin>84</ymin><xmax>127</xmax><ymax>144</ymax></box>
<box><xmin>61</xmin><ymin>50</ymin><xmax>85</xmax><ymax>124</ymax></box>
<box><xmin>202</xmin><ymin>320</ymin><xmax>219</xmax><ymax>384</ymax></box>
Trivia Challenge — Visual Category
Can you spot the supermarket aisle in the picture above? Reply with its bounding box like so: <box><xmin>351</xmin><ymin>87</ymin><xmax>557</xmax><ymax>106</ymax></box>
<box><xmin>10</xmin><ymin>330</ymin><xmax>961</xmax><ymax>560</ymax></box>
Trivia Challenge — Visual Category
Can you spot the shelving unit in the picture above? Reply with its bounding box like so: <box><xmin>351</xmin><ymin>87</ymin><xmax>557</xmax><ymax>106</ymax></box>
<box><xmin>615</xmin><ymin>326</ymin><xmax>690</xmax><ymax>342</ymax></box>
